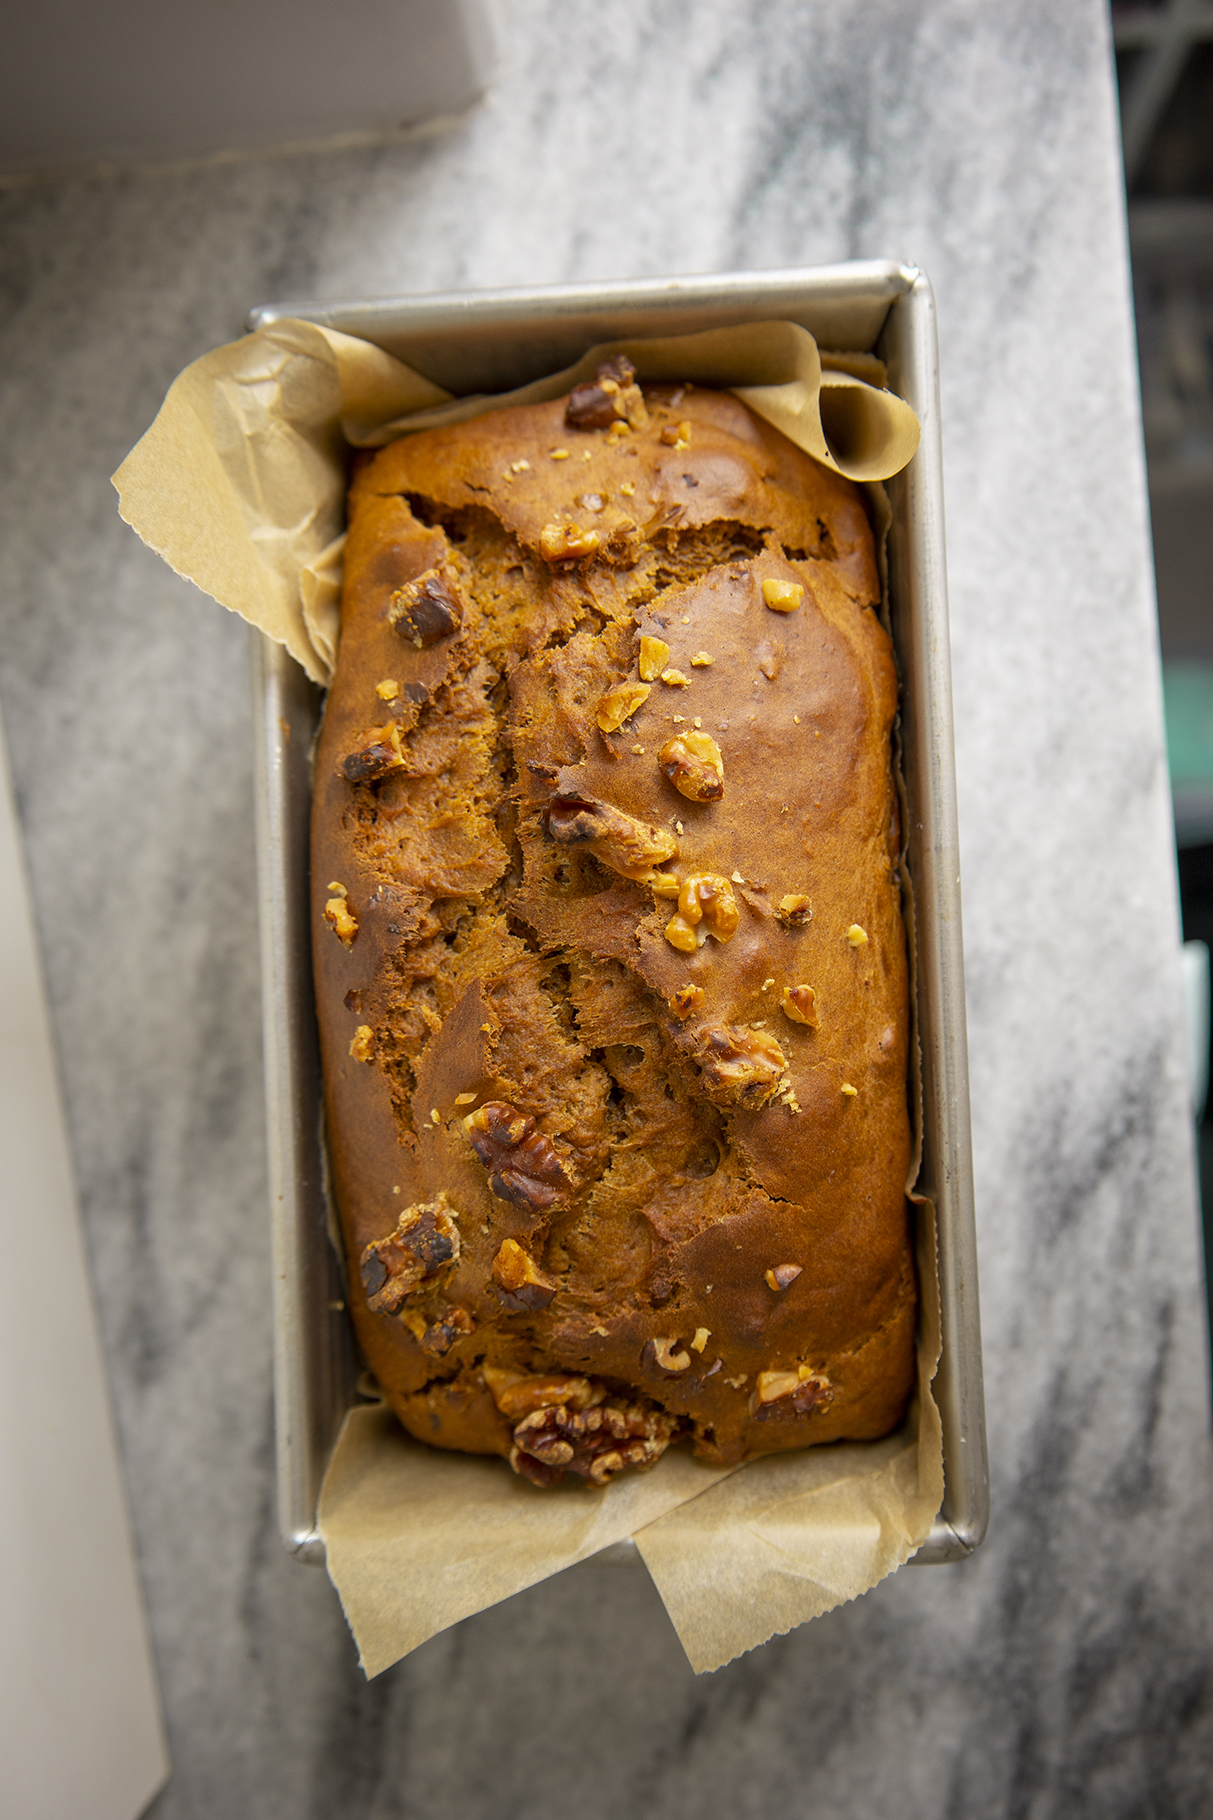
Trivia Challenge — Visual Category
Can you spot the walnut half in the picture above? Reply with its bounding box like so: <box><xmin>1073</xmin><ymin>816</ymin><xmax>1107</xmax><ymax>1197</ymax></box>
<box><xmin>465</xmin><ymin>1102</ymin><xmax>570</xmax><ymax>1209</ymax></box>
<box><xmin>510</xmin><ymin>1398</ymin><xmax>677</xmax><ymax>1488</ymax></box>
<box><xmin>658</xmin><ymin>730</ymin><xmax>724</xmax><ymax>802</ymax></box>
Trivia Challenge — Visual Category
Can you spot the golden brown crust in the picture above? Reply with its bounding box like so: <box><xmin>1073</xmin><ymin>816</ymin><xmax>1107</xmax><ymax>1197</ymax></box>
<box><xmin>312</xmin><ymin>380</ymin><xmax>914</xmax><ymax>1479</ymax></box>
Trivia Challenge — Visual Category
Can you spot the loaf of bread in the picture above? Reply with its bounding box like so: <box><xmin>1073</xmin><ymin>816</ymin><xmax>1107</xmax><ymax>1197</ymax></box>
<box><xmin>312</xmin><ymin>361</ymin><xmax>915</xmax><ymax>1487</ymax></box>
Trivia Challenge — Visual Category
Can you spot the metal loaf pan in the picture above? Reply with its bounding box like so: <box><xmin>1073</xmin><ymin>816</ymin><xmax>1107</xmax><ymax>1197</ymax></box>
<box><xmin>248</xmin><ymin>262</ymin><xmax>988</xmax><ymax>1568</ymax></box>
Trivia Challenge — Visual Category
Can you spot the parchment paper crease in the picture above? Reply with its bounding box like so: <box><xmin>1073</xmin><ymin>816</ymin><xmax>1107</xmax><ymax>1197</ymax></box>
<box><xmin>113</xmin><ymin>311</ymin><xmax>941</xmax><ymax>1676</ymax></box>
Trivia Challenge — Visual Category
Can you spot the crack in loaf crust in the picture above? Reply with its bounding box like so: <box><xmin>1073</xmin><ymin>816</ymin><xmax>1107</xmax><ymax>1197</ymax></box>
<box><xmin>312</xmin><ymin>375</ymin><xmax>916</xmax><ymax>1485</ymax></box>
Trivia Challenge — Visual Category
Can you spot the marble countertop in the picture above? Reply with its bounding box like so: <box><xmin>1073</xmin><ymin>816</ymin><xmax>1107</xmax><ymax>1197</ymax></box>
<box><xmin>2</xmin><ymin>1</ymin><xmax>1211</xmax><ymax>1813</ymax></box>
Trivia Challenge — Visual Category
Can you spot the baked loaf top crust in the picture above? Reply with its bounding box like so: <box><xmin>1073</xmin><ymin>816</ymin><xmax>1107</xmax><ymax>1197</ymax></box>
<box><xmin>312</xmin><ymin>372</ymin><xmax>915</xmax><ymax>1486</ymax></box>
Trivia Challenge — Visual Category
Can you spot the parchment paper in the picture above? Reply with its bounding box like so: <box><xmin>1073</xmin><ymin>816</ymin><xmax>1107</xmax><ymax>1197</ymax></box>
<box><xmin>113</xmin><ymin>314</ymin><xmax>941</xmax><ymax>1676</ymax></box>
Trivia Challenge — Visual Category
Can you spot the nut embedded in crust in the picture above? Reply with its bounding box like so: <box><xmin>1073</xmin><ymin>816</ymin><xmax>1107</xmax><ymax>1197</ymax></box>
<box><xmin>670</xmin><ymin>983</ymin><xmax>706</xmax><ymax>1020</ymax></box>
<box><xmin>751</xmin><ymin>1366</ymin><xmax>834</xmax><ymax>1422</ymax></box>
<box><xmin>762</xmin><ymin>578</ymin><xmax>805</xmax><ymax>613</ymax></box>
<box><xmin>695</xmin><ymin>1025</ymin><xmax>787</xmax><ymax>1109</ymax></box>
<box><xmin>647</xmin><ymin>1336</ymin><xmax>692</xmax><ymax>1372</ymax></box>
<box><xmin>323</xmin><ymin>882</ymin><xmax>358</xmax><ymax>946</ymax></box>
<box><xmin>565</xmin><ymin>356</ymin><xmax>648</xmax><ymax>433</ymax></box>
<box><xmin>658</xmin><ymin>730</ymin><xmax>724</xmax><ymax>802</ymax></box>
<box><xmin>420</xmin><ymin>1306</ymin><xmax>475</xmax><ymax>1355</ymax></box>
<box><xmin>663</xmin><ymin>873</ymin><xmax>740</xmax><ymax>954</ymax></box>
<box><xmin>359</xmin><ymin>1195</ymin><xmax>462</xmax><ymax>1314</ymax></box>
<box><xmin>777</xmin><ymin>894</ymin><xmax>813</xmax><ymax>927</ymax></box>
<box><xmin>764</xmin><ymin>1263</ymin><xmax>803</xmax><ymax>1292</ymax></box>
<box><xmin>546</xmin><ymin>793</ymin><xmax>678</xmax><ymax>881</ymax></box>
<box><xmin>539</xmin><ymin>520</ymin><xmax>601</xmax><ymax>564</ymax></box>
<box><xmin>465</xmin><ymin>1101</ymin><xmax>570</xmax><ymax>1209</ymax></box>
<box><xmin>491</xmin><ymin>1237</ymin><xmax>558</xmax><ymax>1312</ymax></box>
<box><xmin>638</xmin><ymin>635</ymin><xmax>670</xmax><ymax>682</ymax></box>
<box><xmin>483</xmin><ymin>1365</ymin><xmax>605</xmax><ymax>1419</ymax></box>
<box><xmin>781</xmin><ymin>985</ymin><xmax>818</xmax><ymax>1027</ymax></box>
<box><xmin>387</xmin><ymin>568</ymin><xmax>463</xmax><ymax>647</ymax></box>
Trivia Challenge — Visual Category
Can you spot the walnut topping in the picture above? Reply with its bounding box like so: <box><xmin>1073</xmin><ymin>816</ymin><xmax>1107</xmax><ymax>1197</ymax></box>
<box><xmin>647</xmin><ymin>1336</ymin><xmax>692</xmax><ymax>1372</ymax></box>
<box><xmin>658</xmin><ymin>730</ymin><xmax>724</xmax><ymax>802</ymax></box>
<box><xmin>595</xmin><ymin>680</ymin><xmax>651</xmax><ymax>732</ymax></box>
<box><xmin>564</xmin><ymin>355</ymin><xmax>649</xmax><ymax>433</ymax></box>
<box><xmin>754</xmin><ymin>638</ymin><xmax>784</xmax><ymax>680</ymax></box>
<box><xmin>777</xmin><ymin>894</ymin><xmax>814</xmax><ymax>926</ymax></box>
<box><xmin>691</xmin><ymin>1327</ymin><xmax>711</xmax><ymax>1352</ymax></box>
<box><xmin>491</xmin><ymin>1237</ymin><xmax>559</xmax><ymax>1312</ymax></box>
<box><xmin>781</xmin><ymin>984</ymin><xmax>818</xmax><ymax>1027</ymax></box>
<box><xmin>660</xmin><ymin>420</ymin><xmax>692</xmax><ymax>448</ymax></box>
<box><xmin>764</xmin><ymin>1264</ymin><xmax>803</xmax><ymax>1292</ymax></box>
<box><xmin>483</xmin><ymin>1365</ymin><xmax>605</xmax><ymax>1419</ymax></box>
<box><xmin>690</xmin><ymin>651</ymin><xmax>714</xmax><ymax>666</ymax></box>
<box><xmin>323</xmin><ymin>882</ymin><xmax>358</xmax><ymax>946</ymax></box>
<box><xmin>349</xmin><ymin>1024</ymin><xmax>375</xmax><ymax>1062</ymax></box>
<box><xmin>751</xmin><ymin>1366</ymin><xmax>834</xmax><ymax>1422</ymax></box>
<box><xmin>540</xmin><ymin>520</ymin><xmax>601</xmax><ymax>564</ymax></box>
<box><xmin>550</xmin><ymin>447</ymin><xmax>570</xmax><ymax>460</ymax></box>
<box><xmin>359</xmin><ymin>1195</ymin><xmax>461</xmax><ymax>1313</ymax></box>
<box><xmin>620</xmin><ymin>479</ymin><xmax>636</xmax><ymax>496</ymax></box>
<box><xmin>342</xmin><ymin>724</ymin><xmax>406</xmax><ymax>782</ymax></box>
<box><xmin>670</xmin><ymin>983</ymin><xmax>706</xmax><ymax>1019</ymax></box>
<box><xmin>660</xmin><ymin>667</ymin><xmax>691</xmax><ymax>688</ymax></box>
<box><xmin>376</xmin><ymin>679</ymin><xmax>399</xmax><ymax>701</ymax></box>
<box><xmin>510</xmin><ymin>1397</ymin><xmax>676</xmax><ymax>1488</ymax></box>
<box><xmin>547</xmin><ymin>793</ymin><xmax>678</xmax><ymax>880</ymax></box>
<box><xmin>695</xmin><ymin>1025</ymin><xmax>787</xmax><ymax>1108</ymax></box>
<box><xmin>465</xmin><ymin>1102</ymin><xmax>569</xmax><ymax>1209</ymax></box>
<box><xmin>638</xmin><ymin>635</ymin><xmax>670</xmax><ymax>682</ymax></box>
<box><xmin>420</xmin><ymin>1306</ymin><xmax>475</xmax><ymax>1355</ymax></box>
<box><xmin>841</xmin><ymin>1082</ymin><xmax>859</xmax><ymax>1097</ymax></box>
<box><xmin>762</xmin><ymin>578</ymin><xmax>805</xmax><ymax>613</ymax></box>
<box><xmin>388</xmin><ymin>568</ymin><xmax>463</xmax><ymax>647</ymax></box>
<box><xmin>847</xmin><ymin>924</ymin><xmax>869</xmax><ymax>947</ymax></box>
<box><xmin>663</xmin><ymin>873</ymin><xmax>740</xmax><ymax>954</ymax></box>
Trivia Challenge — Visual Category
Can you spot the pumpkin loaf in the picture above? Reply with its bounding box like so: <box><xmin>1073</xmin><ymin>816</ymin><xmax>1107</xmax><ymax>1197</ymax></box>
<box><xmin>311</xmin><ymin>362</ymin><xmax>916</xmax><ymax>1487</ymax></box>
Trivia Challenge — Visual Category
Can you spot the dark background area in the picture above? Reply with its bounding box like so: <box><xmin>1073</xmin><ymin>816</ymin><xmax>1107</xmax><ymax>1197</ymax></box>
<box><xmin>1115</xmin><ymin>1</ymin><xmax>1213</xmax><ymax>1346</ymax></box>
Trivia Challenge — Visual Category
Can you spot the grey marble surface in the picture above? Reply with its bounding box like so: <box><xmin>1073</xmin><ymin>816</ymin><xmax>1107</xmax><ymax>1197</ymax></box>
<box><xmin>2</xmin><ymin>1</ymin><xmax>1212</xmax><ymax>1814</ymax></box>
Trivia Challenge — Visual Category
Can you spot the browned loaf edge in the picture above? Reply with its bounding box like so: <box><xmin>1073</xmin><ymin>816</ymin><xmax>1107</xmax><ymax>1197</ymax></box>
<box><xmin>311</xmin><ymin>375</ymin><xmax>916</xmax><ymax>1489</ymax></box>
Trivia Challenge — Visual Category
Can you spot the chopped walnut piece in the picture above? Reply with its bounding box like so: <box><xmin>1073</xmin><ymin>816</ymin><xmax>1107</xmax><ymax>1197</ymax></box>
<box><xmin>510</xmin><ymin>1396</ymin><xmax>675</xmax><ymax>1487</ymax></box>
<box><xmin>388</xmin><ymin>568</ymin><xmax>463</xmax><ymax>647</ymax></box>
<box><xmin>847</xmin><ymin>924</ymin><xmax>869</xmax><ymax>946</ymax></box>
<box><xmin>323</xmin><ymin>882</ymin><xmax>358</xmax><ymax>946</ymax></box>
<box><xmin>342</xmin><ymin>724</ymin><xmax>405</xmax><ymax>782</ymax></box>
<box><xmin>660</xmin><ymin>420</ymin><xmax>692</xmax><ymax>447</ymax></box>
<box><xmin>491</xmin><ymin>1237</ymin><xmax>559</xmax><ymax>1312</ymax></box>
<box><xmin>648</xmin><ymin>1336</ymin><xmax>692</xmax><ymax>1372</ymax></box>
<box><xmin>578</xmin><ymin>491</ymin><xmax>605</xmax><ymax>512</ymax></box>
<box><xmin>754</xmin><ymin>638</ymin><xmax>784</xmax><ymax>680</ymax></box>
<box><xmin>375</xmin><ymin>678</ymin><xmax>399</xmax><ymax>701</ymax></box>
<box><xmin>660</xmin><ymin>667</ymin><xmax>691</xmax><ymax>688</ymax></box>
<box><xmin>620</xmin><ymin>480</ymin><xmax>636</xmax><ymax>497</ymax></box>
<box><xmin>483</xmin><ymin>1365</ymin><xmax>605</xmax><ymax>1419</ymax></box>
<box><xmin>841</xmin><ymin>1082</ymin><xmax>859</xmax><ymax>1097</ymax></box>
<box><xmin>690</xmin><ymin>651</ymin><xmax>714</xmax><ymax>666</ymax></box>
<box><xmin>550</xmin><ymin>447</ymin><xmax>570</xmax><ymax>460</ymax></box>
<box><xmin>670</xmin><ymin>983</ymin><xmax>706</xmax><ymax>1020</ymax></box>
<box><xmin>762</xmin><ymin>578</ymin><xmax>805</xmax><ymax>613</ymax></box>
<box><xmin>695</xmin><ymin>1025</ymin><xmax>787</xmax><ymax>1109</ymax></box>
<box><xmin>691</xmin><ymin>1327</ymin><xmax>711</xmax><ymax>1352</ymax></box>
<box><xmin>420</xmin><ymin>1306</ymin><xmax>475</xmax><ymax>1356</ymax></box>
<box><xmin>348</xmin><ymin>1024</ymin><xmax>375</xmax><ymax>1062</ymax></box>
<box><xmin>751</xmin><ymin>1367</ymin><xmax>834</xmax><ymax>1422</ymax></box>
<box><xmin>539</xmin><ymin>520</ymin><xmax>601</xmax><ymax>564</ymax></box>
<box><xmin>359</xmin><ymin>1195</ymin><xmax>461</xmax><ymax>1313</ymax></box>
<box><xmin>764</xmin><ymin>1264</ymin><xmax>803</xmax><ymax>1292</ymax></box>
<box><xmin>638</xmin><ymin>635</ymin><xmax>670</xmax><ymax>681</ymax></box>
<box><xmin>781</xmin><ymin>984</ymin><xmax>818</xmax><ymax>1027</ymax></box>
<box><xmin>546</xmin><ymin>793</ymin><xmax>678</xmax><ymax>880</ymax></box>
<box><xmin>564</xmin><ymin>355</ymin><xmax>649</xmax><ymax>433</ymax></box>
<box><xmin>777</xmin><ymin>894</ymin><xmax>814</xmax><ymax>926</ymax></box>
<box><xmin>595</xmin><ymin>680</ymin><xmax>651</xmax><ymax>732</ymax></box>
<box><xmin>658</xmin><ymin>730</ymin><xmax>724</xmax><ymax>802</ymax></box>
<box><xmin>663</xmin><ymin>873</ymin><xmax>740</xmax><ymax>955</ymax></box>
<box><xmin>465</xmin><ymin>1102</ymin><xmax>570</xmax><ymax>1209</ymax></box>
